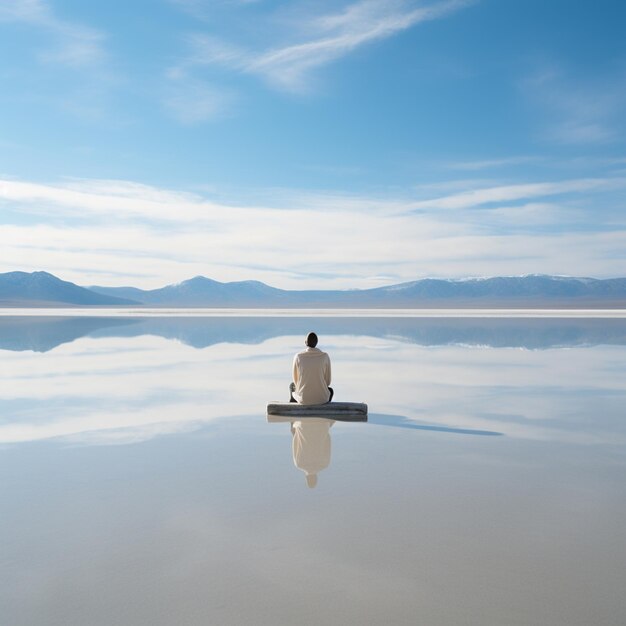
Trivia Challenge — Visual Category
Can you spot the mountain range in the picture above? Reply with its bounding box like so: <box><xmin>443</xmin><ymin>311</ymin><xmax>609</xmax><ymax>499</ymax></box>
<box><xmin>1</xmin><ymin>270</ymin><xmax>626</xmax><ymax>308</ymax></box>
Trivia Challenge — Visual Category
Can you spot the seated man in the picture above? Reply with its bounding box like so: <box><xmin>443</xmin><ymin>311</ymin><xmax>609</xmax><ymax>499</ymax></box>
<box><xmin>289</xmin><ymin>332</ymin><xmax>334</xmax><ymax>404</ymax></box>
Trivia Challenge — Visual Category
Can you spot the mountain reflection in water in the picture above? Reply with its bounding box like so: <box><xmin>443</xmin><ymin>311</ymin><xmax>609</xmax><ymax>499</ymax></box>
<box><xmin>1</xmin><ymin>315</ymin><xmax>625</xmax><ymax>352</ymax></box>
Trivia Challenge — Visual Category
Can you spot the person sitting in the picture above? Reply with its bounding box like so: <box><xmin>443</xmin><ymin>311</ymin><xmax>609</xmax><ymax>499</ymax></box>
<box><xmin>289</xmin><ymin>332</ymin><xmax>333</xmax><ymax>404</ymax></box>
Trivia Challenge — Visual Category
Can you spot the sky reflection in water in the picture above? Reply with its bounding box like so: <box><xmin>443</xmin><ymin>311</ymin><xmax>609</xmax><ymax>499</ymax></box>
<box><xmin>1</xmin><ymin>316</ymin><xmax>625</xmax><ymax>625</ymax></box>
<box><xmin>0</xmin><ymin>316</ymin><xmax>625</xmax><ymax>446</ymax></box>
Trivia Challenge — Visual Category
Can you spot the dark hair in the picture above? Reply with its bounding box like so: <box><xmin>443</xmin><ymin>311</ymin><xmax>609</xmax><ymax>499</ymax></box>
<box><xmin>305</xmin><ymin>332</ymin><xmax>318</xmax><ymax>348</ymax></box>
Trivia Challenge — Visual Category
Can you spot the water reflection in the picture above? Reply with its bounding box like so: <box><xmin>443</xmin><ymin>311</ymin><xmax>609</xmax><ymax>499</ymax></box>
<box><xmin>291</xmin><ymin>418</ymin><xmax>333</xmax><ymax>488</ymax></box>
<box><xmin>2</xmin><ymin>316</ymin><xmax>625</xmax><ymax>625</ymax></box>
<box><xmin>1</xmin><ymin>315</ymin><xmax>626</xmax><ymax>352</ymax></box>
<box><xmin>266</xmin><ymin>411</ymin><xmax>500</xmax><ymax>488</ymax></box>
<box><xmin>1</xmin><ymin>316</ymin><xmax>625</xmax><ymax>447</ymax></box>
<box><xmin>268</xmin><ymin>414</ymin><xmax>367</xmax><ymax>488</ymax></box>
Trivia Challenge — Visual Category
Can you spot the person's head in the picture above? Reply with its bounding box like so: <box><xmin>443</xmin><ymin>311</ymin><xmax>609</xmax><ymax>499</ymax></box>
<box><xmin>306</xmin><ymin>473</ymin><xmax>318</xmax><ymax>489</ymax></box>
<box><xmin>305</xmin><ymin>332</ymin><xmax>318</xmax><ymax>348</ymax></box>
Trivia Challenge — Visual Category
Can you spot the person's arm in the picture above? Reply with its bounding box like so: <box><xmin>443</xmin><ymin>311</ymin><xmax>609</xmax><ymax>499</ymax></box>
<box><xmin>293</xmin><ymin>355</ymin><xmax>299</xmax><ymax>385</ymax></box>
<box><xmin>325</xmin><ymin>355</ymin><xmax>331</xmax><ymax>385</ymax></box>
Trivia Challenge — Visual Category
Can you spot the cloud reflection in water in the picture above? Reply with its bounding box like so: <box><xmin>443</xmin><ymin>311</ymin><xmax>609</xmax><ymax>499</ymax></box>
<box><xmin>0</xmin><ymin>316</ymin><xmax>624</xmax><ymax>446</ymax></box>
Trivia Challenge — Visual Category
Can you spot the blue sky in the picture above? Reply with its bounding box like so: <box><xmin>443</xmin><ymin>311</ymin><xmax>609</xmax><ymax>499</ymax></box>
<box><xmin>0</xmin><ymin>0</ymin><xmax>625</xmax><ymax>289</ymax></box>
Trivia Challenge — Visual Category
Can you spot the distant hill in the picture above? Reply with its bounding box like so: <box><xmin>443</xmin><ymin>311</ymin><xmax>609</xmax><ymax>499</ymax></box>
<box><xmin>90</xmin><ymin>274</ymin><xmax>626</xmax><ymax>308</ymax></box>
<box><xmin>2</xmin><ymin>271</ymin><xmax>626</xmax><ymax>308</ymax></box>
<box><xmin>0</xmin><ymin>271</ymin><xmax>138</xmax><ymax>306</ymax></box>
<box><xmin>89</xmin><ymin>276</ymin><xmax>285</xmax><ymax>306</ymax></box>
<box><xmin>361</xmin><ymin>275</ymin><xmax>626</xmax><ymax>307</ymax></box>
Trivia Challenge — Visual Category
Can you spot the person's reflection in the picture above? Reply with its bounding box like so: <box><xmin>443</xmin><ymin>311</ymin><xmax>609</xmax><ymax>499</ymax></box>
<box><xmin>290</xmin><ymin>417</ymin><xmax>335</xmax><ymax>489</ymax></box>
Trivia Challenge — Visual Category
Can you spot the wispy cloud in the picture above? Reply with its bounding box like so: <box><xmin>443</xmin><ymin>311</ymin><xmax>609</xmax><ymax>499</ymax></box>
<box><xmin>161</xmin><ymin>0</ymin><xmax>475</xmax><ymax>121</ymax></box>
<box><xmin>447</xmin><ymin>156</ymin><xmax>544</xmax><ymax>171</ymax></box>
<box><xmin>406</xmin><ymin>178</ymin><xmax>622</xmax><ymax>211</ymax></box>
<box><xmin>172</xmin><ymin>0</ymin><xmax>474</xmax><ymax>95</ymax></box>
<box><xmin>247</xmin><ymin>0</ymin><xmax>473</xmax><ymax>91</ymax></box>
<box><xmin>163</xmin><ymin>79</ymin><xmax>235</xmax><ymax>123</ymax></box>
<box><xmin>5</xmin><ymin>175</ymin><xmax>621</xmax><ymax>225</ymax></box>
<box><xmin>168</xmin><ymin>0</ymin><xmax>261</xmax><ymax>22</ymax></box>
<box><xmin>0</xmin><ymin>0</ymin><xmax>48</xmax><ymax>22</ymax></box>
<box><xmin>0</xmin><ymin>0</ymin><xmax>105</xmax><ymax>68</ymax></box>
<box><xmin>523</xmin><ymin>64</ymin><xmax>626</xmax><ymax>145</ymax></box>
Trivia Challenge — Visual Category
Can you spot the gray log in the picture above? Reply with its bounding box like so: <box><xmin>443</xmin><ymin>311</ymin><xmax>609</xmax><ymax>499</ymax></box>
<box><xmin>266</xmin><ymin>402</ymin><xmax>368</xmax><ymax>420</ymax></box>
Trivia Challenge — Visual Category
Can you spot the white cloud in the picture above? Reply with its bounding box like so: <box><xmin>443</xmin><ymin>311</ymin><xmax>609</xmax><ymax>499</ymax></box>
<box><xmin>0</xmin><ymin>0</ymin><xmax>105</xmax><ymax>68</ymax></box>
<box><xmin>40</xmin><ymin>23</ymin><xmax>104</xmax><ymax>67</ymax></box>
<box><xmin>167</xmin><ymin>0</ymin><xmax>261</xmax><ymax>22</ymax></box>
<box><xmin>248</xmin><ymin>0</ymin><xmax>473</xmax><ymax>91</ymax></box>
<box><xmin>405</xmin><ymin>178</ymin><xmax>622</xmax><ymax>212</ymax></box>
<box><xmin>1</xmin><ymin>175</ymin><xmax>625</xmax><ymax>288</ymax></box>
<box><xmin>477</xmin><ymin>202</ymin><xmax>580</xmax><ymax>227</ymax></box>
<box><xmin>173</xmin><ymin>0</ymin><xmax>474</xmax><ymax>93</ymax></box>
<box><xmin>447</xmin><ymin>156</ymin><xmax>544</xmax><ymax>171</ymax></box>
<box><xmin>523</xmin><ymin>65</ymin><xmax>626</xmax><ymax>145</ymax></box>
<box><xmin>181</xmin><ymin>33</ymin><xmax>246</xmax><ymax>68</ymax></box>
<box><xmin>164</xmin><ymin>78</ymin><xmax>235</xmax><ymax>123</ymax></box>
<box><xmin>0</xmin><ymin>0</ymin><xmax>48</xmax><ymax>22</ymax></box>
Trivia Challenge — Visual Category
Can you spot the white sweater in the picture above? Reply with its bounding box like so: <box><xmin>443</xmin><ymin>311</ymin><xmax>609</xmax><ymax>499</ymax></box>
<box><xmin>292</xmin><ymin>347</ymin><xmax>332</xmax><ymax>405</ymax></box>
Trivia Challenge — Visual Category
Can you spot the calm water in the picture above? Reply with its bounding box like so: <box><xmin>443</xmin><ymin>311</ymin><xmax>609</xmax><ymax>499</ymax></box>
<box><xmin>1</xmin><ymin>316</ymin><xmax>625</xmax><ymax>625</ymax></box>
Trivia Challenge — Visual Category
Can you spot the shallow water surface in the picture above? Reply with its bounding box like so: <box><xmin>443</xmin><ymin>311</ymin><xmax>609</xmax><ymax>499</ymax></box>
<box><xmin>1</xmin><ymin>316</ymin><xmax>625</xmax><ymax>625</ymax></box>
